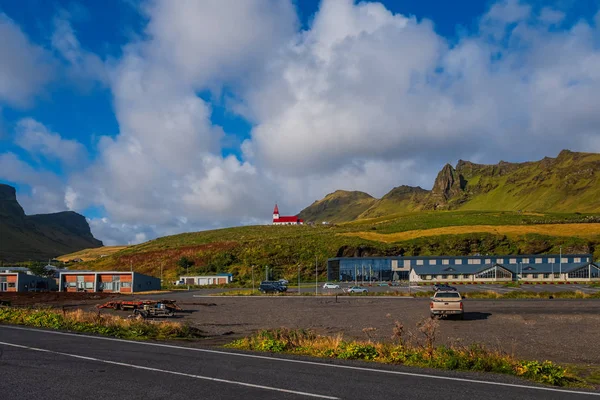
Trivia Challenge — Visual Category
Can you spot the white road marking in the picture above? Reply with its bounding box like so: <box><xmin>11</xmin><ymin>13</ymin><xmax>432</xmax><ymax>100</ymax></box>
<box><xmin>0</xmin><ymin>339</ymin><xmax>338</xmax><ymax>400</ymax></box>
<box><xmin>1</xmin><ymin>325</ymin><xmax>599</xmax><ymax>396</ymax></box>
<box><xmin>192</xmin><ymin>295</ymin><xmax>416</xmax><ymax>299</ymax></box>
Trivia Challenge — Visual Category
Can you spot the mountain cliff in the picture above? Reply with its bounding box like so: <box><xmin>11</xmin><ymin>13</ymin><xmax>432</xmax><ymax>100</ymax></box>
<box><xmin>0</xmin><ymin>184</ymin><xmax>103</xmax><ymax>262</ymax></box>
<box><xmin>298</xmin><ymin>150</ymin><xmax>600</xmax><ymax>222</ymax></box>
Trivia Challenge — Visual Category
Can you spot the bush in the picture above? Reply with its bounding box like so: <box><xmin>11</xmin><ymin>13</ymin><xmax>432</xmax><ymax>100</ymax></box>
<box><xmin>0</xmin><ymin>307</ymin><xmax>202</xmax><ymax>340</ymax></box>
<box><xmin>227</xmin><ymin>324</ymin><xmax>580</xmax><ymax>387</ymax></box>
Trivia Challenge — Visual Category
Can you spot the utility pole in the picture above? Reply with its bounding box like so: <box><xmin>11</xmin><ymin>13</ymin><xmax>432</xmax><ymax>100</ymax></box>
<box><xmin>130</xmin><ymin>260</ymin><xmax>133</xmax><ymax>272</ymax></box>
<box><xmin>298</xmin><ymin>264</ymin><xmax>301</xmax><ymax>296</ymax></box>
<box><xmin>265</xmin><ymin>265</ymin><xmax>269</xmax><ymax>281</ymax></box>
<box><xmin>559</xmin><ymin>246</ymin><xmax>562</xmax><ymax>280</ymax></box>
<box><xmin>315</xmin><ymin>255</ymin><xmax>318</xmax><ymax>296</ymax></box>
<box><xmin>252</xmin><ymin>265</ymin><xmax>255</xmax><ymax>292</ymax></box>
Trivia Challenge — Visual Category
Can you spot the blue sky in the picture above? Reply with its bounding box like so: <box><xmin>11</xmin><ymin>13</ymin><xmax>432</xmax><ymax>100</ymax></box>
<box><xmin>1</xmin><ymin>0</ymin><xmax>599</xmax><ymax>245</ymax></box>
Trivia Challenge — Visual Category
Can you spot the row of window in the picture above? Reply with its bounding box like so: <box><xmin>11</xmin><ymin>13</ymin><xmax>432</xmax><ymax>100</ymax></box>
<box><xmin>418</xmin><ymin>272</ymin><xmax>595</xmax><ymax>280</ymax></box>
<box><xmin>411</xmin><ymin>257</ymin><xmax>581</xmax><ymax>266</ymax></box>
<box><xmin>65</xmin><ymin>281</ymin><xmax>132</xmax><ymax>289</ymax></box>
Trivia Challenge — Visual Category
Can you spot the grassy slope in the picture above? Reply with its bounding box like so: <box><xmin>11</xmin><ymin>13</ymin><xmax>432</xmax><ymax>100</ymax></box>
<box><xmin>455</xmin><ymin>151</ymin><xmax>600</xmax><ymax>212</ymax></box>
<box><xmin>67</xmin><ymin>211</ymin><xmax>600</xmax><ymax>282</ymax></box>
<box><xmin>298</xmin><ymin>190</ymin><xmax>377</xmax><ymax>223</ymax></box>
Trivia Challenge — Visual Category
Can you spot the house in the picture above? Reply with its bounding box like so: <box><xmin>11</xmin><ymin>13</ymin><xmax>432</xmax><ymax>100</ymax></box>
<box><xmin>59</xmin><ymin>271</ymin><xmax>160</xmax><ymax>293</ymax></box>
<box><xmin>178</xmin><ymin>273</ymin><xmax>234</xmax><ymax>286</ymax></box>
<box><xmin>0</xmin><ymin>272</ymin><xmax>57</xmax><ymax>292</ymax></box>
<box><xmin>272</xmin><ymin>204</ymin><xmax>303</xmax><ymax>225</ymax></box>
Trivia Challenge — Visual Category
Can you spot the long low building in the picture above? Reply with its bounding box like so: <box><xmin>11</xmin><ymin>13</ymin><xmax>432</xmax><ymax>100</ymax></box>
<box><xmin>178</xmin><ymin>273</ymin><xmax>233</xmax><ymax>286</ymax></box>
<box><xmin>327</xmin><ymin>254</ymin><xmax>600</xmax><ymax>283</ymax></box>
<box><xmin>0</xmin><ymin>272</ymin><xmax>58</xmax><ymax>292</ymax></box>
<box><xmin>59</xmin><ymin>271</ymin><xmax>160</xmax><ymax>293</ymax></box>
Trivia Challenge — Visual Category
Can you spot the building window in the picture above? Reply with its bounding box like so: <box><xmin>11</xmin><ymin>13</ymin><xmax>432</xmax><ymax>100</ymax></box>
<box><xmin>510</xmin><ymin>258</ymin><xmax>517</xmax><ymax>264</ymax></box>
<box><xmin>8</xmin><ymin>282</ymin><xmax>15</xmax><ymax>288</ymax></box>
<box><xmin>437</xmin><ymin>275</ymin><xmax>443</xmax><ymax>279</ymax></box>
<box><xmin>416</xmin><ymin>260</ymin><xmax>424</xmax><ymax>266</ymax></box>
<box><xmin>535</xmin><ymin>258</ymin><xmax>542</xmax><ymax>264</ymax></box>
<box><xmin>84</xmin><ymin>282</ymin><xmax>93</xmax><ymax>289</ymax></box>
<box><xmin>532</xmin><ymin>274</ymin><xmax>538</xmax><ymax>279</ymax></box>
<box><xmin>453</xmin><ymin>275</ymin><xmax>459</xmax><ymax>279</ymax></box>
<box><xmin>574</xmin><ymin>257</ymin><xmax>581</xmax><ymax>263</ymax></box>
<box><xmin>455</xmin><ymin>259</ymin><xmax>462</xmax><ymax>265</ymax></box>
<box><xmin>485</xmin><ymin>259</ymin><xmax>491</xmax><ymax>264</ymax></box>
<box><xmin>554</xmin><ymin>273</ymin><xmax>560</xmax><ymax>278</ymax></box>
<box><xmin>547</xmin><ymin>258</ymin><xmax>555</xmax><ymax>263</ymax></box>
<box><xmin>442</xmin><ymin>259</ymin><xmax>449</xmax><ymax>265</ymax></box>
<box><xmin>122</xmin><ymin>282</ymin><xmax>132</xmax><ymax>288</ymax></box>
<box><xmin>496</xmin><ymin>258</ymin><xmax>504</xmax><ymax>264</ymax></box>
<box><xmin>568</xmin><ymin>268</ymin><xmax>589</xmax><ymax>279</ymax></box>
<box><xmin>473</xmin><ymin>259</ymin><xmax>481</xmax><ymax>265</ymax></box>
<box><xmin>543</xmin><ymin>274</ymin><xmax>549</xmax><ymax>279</ymax></box>
<box><xmin>522</xmin><ymin>258</ymin><xmax>529</xmax><ymax>264</ymax></box>
<box><xmin>475</xmin><ymin>268</ymin><xmax>495</xmax><ymax>279</ymax></box>
<box><xmin>429</xmin><ymin>260</ymin><xmax>436</xmax><ymax>265</ymax></box>
<box><xmin>426</xmin><ymin>275</ymin><xmax>432</xmax><ymax>280</ymax></box>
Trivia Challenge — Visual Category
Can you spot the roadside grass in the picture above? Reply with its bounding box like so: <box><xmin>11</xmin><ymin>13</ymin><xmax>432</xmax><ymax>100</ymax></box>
<box><xmin>0</xmin><ymin>307</ymin><xmax>202</xmax><ymax>340</ymax></box>
<box><xmin>567</xmin><ymin>365</ymin><xmax>600</xmax><ymax>386</ymax></box>
<box><xmin>225</xmin><ymin>325</ymin><xmax>582</xmax><ymax>387</ymax></box>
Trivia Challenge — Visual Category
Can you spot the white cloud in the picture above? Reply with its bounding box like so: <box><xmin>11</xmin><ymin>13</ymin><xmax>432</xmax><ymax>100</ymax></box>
<box><xmin>51</xmin><ymin>12</ymin><xmax>108</xmax><ymax>86</ymax></box>
<box><xmin>539</xmin><ymin>8</ymin><xmax>565</xmax><ymax>25</ymax></box>
<box><xmin>66</xmin><ymin>0</ymin><xmax>295</xmax><ymax>243</ymax></box>
<box><xmin>0</xmin><ymin>14</ymin><xmax>55</xmax><ymax>107</ymax></box>
<box><xmin>7</xmin><ymin>0</ymin><xmax>600</xmax><ymax>246</ymax></box>
<box><xmin>14</xmin><ymin>118</ymin><xmax>88</xmax><ymax>167</ymax></box>
<box><xmin>0</xmin><ymin>152</ymin><xmax>66</xmax><ymax>214</ymax></box>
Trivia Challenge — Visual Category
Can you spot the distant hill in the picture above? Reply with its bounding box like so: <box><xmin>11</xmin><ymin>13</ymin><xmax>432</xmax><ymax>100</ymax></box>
<box><xmin>298</xmin><ymin>190</ymin><xmax>377</xmax><ymax>223</ymax></box>
<box><xmin>0</xmin><ymin>184</ymin><xmax>103</xmax><ymax>262</ymax></box>
<box><xmin>298</xmin><ymin>150</ymin><xmax>600</xmax><ymax>222</ymax></box>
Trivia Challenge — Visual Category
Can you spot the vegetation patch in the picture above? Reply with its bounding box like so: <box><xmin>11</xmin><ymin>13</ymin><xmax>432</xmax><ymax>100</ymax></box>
<box><xmin>345</xmin><ymin>223</ymin><xmax>600</xmax><ymax>243</ymax></box>
<box><xmin>0</xmin><ymin>307</ymin><xmax>203</xmax><ymax>340</ymax></box>
<box><xmin>226</xmin><ymin>323</ymin><xmax>582</xmax><ymax>387</ymax></box>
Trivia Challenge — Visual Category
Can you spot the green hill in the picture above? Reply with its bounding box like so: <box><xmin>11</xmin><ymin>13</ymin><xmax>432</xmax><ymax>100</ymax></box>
<box><xmin>298</xmin><ymin>190</ymin><xmax>376</xmax><ymax>223</ymax></box>
<box><xmin>0</xmin><ymin>184</ymin><xmax>103</xmax><ymax>262</ymax></box>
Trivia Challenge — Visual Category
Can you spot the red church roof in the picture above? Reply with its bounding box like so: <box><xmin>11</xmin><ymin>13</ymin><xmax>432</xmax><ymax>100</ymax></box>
<box><xmin>273</xmin><ymin>216</ymin><xmax>302</xmax><ymax>223</ymax></box>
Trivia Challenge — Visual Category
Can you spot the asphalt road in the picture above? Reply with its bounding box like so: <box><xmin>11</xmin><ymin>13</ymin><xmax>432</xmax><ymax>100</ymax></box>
<box><xmin>0</xmin><ymin>325</ymin><xmax>598</xmax><ymax>399</ymax></box>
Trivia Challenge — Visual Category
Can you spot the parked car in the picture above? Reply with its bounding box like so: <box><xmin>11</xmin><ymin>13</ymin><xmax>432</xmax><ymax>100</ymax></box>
<box><xmin>346</xmin><ymin>286</ymin><xmax>368</xmax><ymax>294</ymax></box>
<box><xmin>377</xmin><ymin>282</ymin><xmax>389</xmax><ymax>286</ymax></box>
<box><xmin>433</xmin><ymin>284</ymin><xmax>457</xmax><ymax>292</ymax></box>
<box><xmin>278</xmin><ymin>279</ymin><xmax>289</xmax><ymax>285</ymax></box>
<box><xmin>259</xmin><ymin>281</ymin><xmax>287</xmax><ymax>293</ymax></box>
<box><xmin>430</xmin><ymin>290</ymin><xmax>464</xmax><ymax>319</ymax></box>
<box><xmin>322</xmin><ymin>283</ymin><xmax>340</xmax><ymax>289</ymax></box>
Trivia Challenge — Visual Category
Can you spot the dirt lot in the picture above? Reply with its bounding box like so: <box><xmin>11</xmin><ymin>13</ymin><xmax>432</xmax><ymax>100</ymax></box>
<box><xmin>2</xmin><ymin>291</ymin><xmax>600</xmax><ymax>366</ymax></box>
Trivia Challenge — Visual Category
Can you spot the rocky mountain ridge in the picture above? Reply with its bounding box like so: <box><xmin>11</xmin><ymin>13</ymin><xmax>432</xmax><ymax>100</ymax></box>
<box><xmin>0</xmin><ymin>184</ymin><xmax>103</xmax><ymax>262</ymax></box>
<box><xmin>298</xmin><ymin>150</ymin><xmax>600</xmax><ymax>222</ymax></box>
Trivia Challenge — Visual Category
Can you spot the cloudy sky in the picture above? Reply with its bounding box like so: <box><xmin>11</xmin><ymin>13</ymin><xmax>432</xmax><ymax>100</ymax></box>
<box><xmin>1</xmin><ymin>0</ymin><xmax>599</xmax><ymax>245</ymax></box>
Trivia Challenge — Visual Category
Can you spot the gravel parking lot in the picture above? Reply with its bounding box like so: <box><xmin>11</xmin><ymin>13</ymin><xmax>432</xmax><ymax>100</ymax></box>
<box><xmin>2</xmin><ymin>289</ymin><xmax>600</xmax><ymax>366</ymax></box>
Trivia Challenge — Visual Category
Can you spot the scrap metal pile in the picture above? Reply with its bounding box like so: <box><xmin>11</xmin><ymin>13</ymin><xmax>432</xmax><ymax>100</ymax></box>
<box><xmin>97</xmin><ymin>299</ymin><xmax>183</xmax><ymax>318</ymax></box>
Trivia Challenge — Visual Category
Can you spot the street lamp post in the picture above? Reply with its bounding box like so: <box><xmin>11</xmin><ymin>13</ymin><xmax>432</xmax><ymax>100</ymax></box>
<box><xmin>252</xmin><ymin>265</ymin><xmax>255</xmax><ymax>293</ymax></box>
<box><xmin>559</xmin><ymin>246</ymin><xmax>562</xmax><ymax>280</ymax></box>
<box><xmin>298</xmin><ymin>264</ymin><xmax>301</xmax><ymax>296</ymax></box>
<box><xmin>315</xmin><ymin>256</ymin><xmax>318</xmax><ymax>296</ymax></box>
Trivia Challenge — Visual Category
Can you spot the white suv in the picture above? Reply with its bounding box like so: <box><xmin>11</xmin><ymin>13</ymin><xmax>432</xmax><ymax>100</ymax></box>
<box><xmin>322</xmin><ymin>283</ymin><xmax>340</xmax><ymax>289</ymax></box>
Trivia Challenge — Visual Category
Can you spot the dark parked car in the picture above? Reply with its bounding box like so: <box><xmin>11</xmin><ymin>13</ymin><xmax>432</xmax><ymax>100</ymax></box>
<box><xmin>259</xmin><ymin>281</ymin><xmax>287</xmax><ymax>293</ymax></box>
<box><xmin>433</xmin><ymin>284</ymin><xmax>457</xmax><ymax>292</ymax></box>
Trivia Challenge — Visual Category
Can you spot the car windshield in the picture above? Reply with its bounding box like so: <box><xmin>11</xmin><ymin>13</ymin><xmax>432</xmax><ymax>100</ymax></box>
<box><xmin>435</xmin><ymin>292</ymin><xmax>460</xmax><ymax>298</ymax></box>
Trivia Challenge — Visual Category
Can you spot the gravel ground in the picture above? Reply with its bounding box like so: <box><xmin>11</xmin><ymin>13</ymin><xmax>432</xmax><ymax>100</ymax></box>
<box><xmin>3</xmin><ymin>290</ymin><xmax>600</xmax><ymax>366</ymax></box>
<box><xmin>172</xmin><ymin>296</ymin><xmax>600</xmax><ymax>366</ymax></box>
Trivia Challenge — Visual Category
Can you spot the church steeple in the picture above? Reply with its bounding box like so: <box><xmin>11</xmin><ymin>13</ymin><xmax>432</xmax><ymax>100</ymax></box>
<box><xmin>273</xmin><ymin>204</ymin><xmax>280</xmax><ymax>220</ymax></box>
